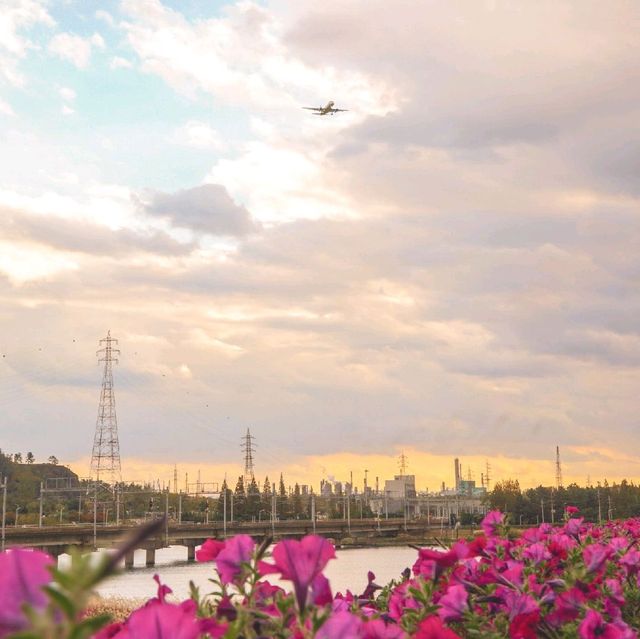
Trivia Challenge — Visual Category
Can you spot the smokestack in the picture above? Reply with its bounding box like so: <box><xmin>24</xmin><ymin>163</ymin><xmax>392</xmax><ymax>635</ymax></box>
<box><xmin>454</xmin><ymin>458</ymin><xmax>460</xmax><ymax>490</ymax></box>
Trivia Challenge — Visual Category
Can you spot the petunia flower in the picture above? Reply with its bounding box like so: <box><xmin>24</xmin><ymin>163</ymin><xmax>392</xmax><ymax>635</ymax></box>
<box><xmin>215</xmin><ymin>534</ymin><xmax>255</xmax><ymax>585</ymax></box>
<box><xmin>196</xmin><ymin>538</ymin><xmax>226</xmax><ymax>563</ymax></box>
<box><xmin>259</xmin><ymin>535</ymin><xmax>335</xmax><ymax>611</ymax></box>
<box><xmin>0</xmin><ymin>548</ymin><xmax>53</xmax><ymax>638</ymax></box>
<box><xmin>437</xmin><ymin>585</ymin><xmax>469</xmax><ymax>623</ymax></box>
<box><xmin>481</xmin><ymin>511</ymin><xmax>505</xmax><ymax>537</ymax></box>
<box><xmin>414</xmin><ymin>616</ymin><xmax>462</xmax><ymax>639</ymax></box>
<box><xmin>315</xmin><ymin>611</ymin><xmax>362</xmax><ymax>639</ymax></box>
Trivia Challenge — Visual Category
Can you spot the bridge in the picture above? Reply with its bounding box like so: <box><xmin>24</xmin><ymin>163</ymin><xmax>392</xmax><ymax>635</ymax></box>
<box><xmin>3</xmin><ymin>518</ymin><xmax>454</xmax><ymax>568</ymax></box>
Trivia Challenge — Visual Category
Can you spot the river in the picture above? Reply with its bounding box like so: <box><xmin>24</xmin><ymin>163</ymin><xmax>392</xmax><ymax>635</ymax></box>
<box><xmin>60</xmin><ymin>545</ymin><xmax>419</xmax><ymax>600</ymax></box>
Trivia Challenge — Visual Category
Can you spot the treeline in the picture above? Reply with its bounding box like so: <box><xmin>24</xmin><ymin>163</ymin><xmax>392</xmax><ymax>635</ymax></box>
<box><xmin>488</xmin><ymin>479</ymin><xmax>640</xmax><ymax>524</ymax></box>
<box><xmin>1</xmin><ymin>450</ymin><xmax>58</xmax><ymax>465</ymax></box>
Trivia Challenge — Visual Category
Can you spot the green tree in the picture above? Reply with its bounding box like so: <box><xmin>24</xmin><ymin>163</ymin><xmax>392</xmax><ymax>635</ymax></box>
<box><xmin>489</xmin><ymin>479</ymin><xmax>522</xmax><ymax>520</ymax></box>
<box><xmin>26</xmin><ymin>452</ymin><xmax>35</xmax><ymax>464</ymax></box>
<box><xmin>246</xmin><ymin>477</ymin><xmax>260</xmax><ymax>520</ymax></box>
<box><xmin>14</xmin><ymin>453</ymin><xmax>22</xmax><ymax>463</ymax></box>
<box><xmin>48</xmin><ymin>456</ymin><xmax>58</xmax><ymax>465</ymax></box>
<box><xmin>233</xmin><ymin>476</ymin><xmax>246</xmax><ymax>520</ymax></box>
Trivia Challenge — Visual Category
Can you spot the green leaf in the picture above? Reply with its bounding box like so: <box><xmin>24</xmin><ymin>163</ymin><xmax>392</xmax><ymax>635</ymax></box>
<box><xmin>43</xmin><ymin>585</ymin><xmax>76</xmax><ymax>620</ymax></box>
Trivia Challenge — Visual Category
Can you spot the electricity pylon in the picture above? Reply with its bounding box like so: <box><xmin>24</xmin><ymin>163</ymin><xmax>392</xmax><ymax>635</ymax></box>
<box><xmin>90</xmin><ymin>331</ymin><xmax>122</xmax><ymax>485</ymax></box>
<box><xmin>242</xmin><ymin>428</ymin><xmax>256</xmax><ymax>486</ymax></box>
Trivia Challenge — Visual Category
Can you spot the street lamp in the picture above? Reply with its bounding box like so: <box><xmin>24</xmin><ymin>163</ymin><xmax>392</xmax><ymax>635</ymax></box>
<box><xmin>15</xmin><ymin>506</ymin><xmax>22</xmax><ymax>527</ymax></box>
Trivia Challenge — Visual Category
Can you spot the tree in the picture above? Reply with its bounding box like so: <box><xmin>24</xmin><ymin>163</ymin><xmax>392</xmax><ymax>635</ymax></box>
<box><xmin>246</xmin><ymin>477</ymin><xmax>260</xmax><ymax>520</ymax></box>
<box><xmin>261</xmin><ymin>475</ymin><xmax>272</xmax><ymax>515</ymax></box>
<box><xmin>48</xmin><ymin>456</ymin><xmax>58</xmax><ymax>465</ymax></box>
<box><xmin>25</xmin><ymin>452</ymin><xmax>35</xmax><ymax>464</ymax></box>
<box><xmin>233</xmin><ymin>476</ymin><xmax>246</xmax><ymax>520</ymax></box>
<box><xmin>13</xmin><ymin>453</ymin><xmax>22</xmax><ymax>464</ymax></box>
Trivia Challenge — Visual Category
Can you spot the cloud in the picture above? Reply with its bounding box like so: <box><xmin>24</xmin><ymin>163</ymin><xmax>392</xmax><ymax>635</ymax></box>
<box><xmin>140</xmin><ymin>184</ymin><xmax>259</xmax><ymax>236</ymax></box>
<box><xmin>48</xmin><ymin>32</ymin><xmax>105</xmax><ymax>69</ymax></box>
<box><xmin>109</xmin><ymin>56</ymin><xmax>132</xmax><ymax>70</ymax></box>
<box><xmin>58</xmin><ymin>86</ymin><xmax>76</xmax><ymax>101</ymax></box>
<box><xmin>0</xmin><ymin>0</ymin><xmax>54</xmax><ymax>85</ymax></box>
<box><xmin>174</xmin><ymin>120</ymin><xmax>224</xmax><ymax>150</ymax></box>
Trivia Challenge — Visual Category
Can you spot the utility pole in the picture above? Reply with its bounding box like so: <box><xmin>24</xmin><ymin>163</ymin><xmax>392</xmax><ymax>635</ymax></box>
<box><xmin>178</xmin><ymin>492</ymin><xmax>182</xmax><ymax>524</ymax></box>
<box><xmin>608</xmin><ymin>494</ymin><xmax>613</xmax><ymax>521</ymax></box>
<box><xmin>223</xmin><ymin>490</ymin><xmax>227</xmax><ymax>537</ymax></box>
<box><xmin>271</xmin><ymin>491</ymin><xmax>276</xmax><ymax>537</ymax></box>
<box><xmin>1</xmin><ymin>476</ymin><xmax>7</xmax><ymax>551</ymax></box>
<box><xmin>116</xmin><ymin>488</ymin><xmax>120</xmax><ymax>525</ymax></box>
<box><xmin>597</xmin><ymin>488</ymin><xmax>602</xmax><ymax>523</ymax></box>
<box><xmin>550</xmin><ymin>491</ymin><xmax>555</xmax><ymax>525</ymax></box>
<box><xmin>311</xmin><ymin>494</ymin><xmax>316</xmax><ymax>534</ymax></box>
<box><xmin>540</xmin><ymin>498</ymin><xmax>545</xmax><ymax>523</ymax></box>
<box><xmin>39</xmin><ymin>481</ymin><xmax>43</xmax><ymax>528</ymax></box>
<box><xmin>93</xmin><ymin>485</ymin><xmax>97</xmax><ymax>550</ymax></box>
<box><xmin>165</xmin><ymin>490</ymin><xmax>169</xmax><ymax>546</ymax></box>
<box><xmin>91</xmin><ymin>331</ymin><xmax>122</xmax><ymax>485</ymax></box>
<box><xmin>347</xmin><ymin>493</ymin><xmax>351</xmax><ymax>535</ymax></box>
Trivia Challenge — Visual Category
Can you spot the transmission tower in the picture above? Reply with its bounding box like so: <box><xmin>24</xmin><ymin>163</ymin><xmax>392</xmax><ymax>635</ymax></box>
<box><xmin>90</xmin><ymin>331</ymin><xmax>122</xmax><ymax>485</ymax></box>
<box><xmin>242</xmin><ymin>428</ymin><xmax>256</xmax><ymax>486</ymax></box>
<box><xmin>398</xmin><ymin>451</ymin><xmax>408</xmax><ymax>476</ymax></box>
<box><xmin>485</xmin><ymin>460</ymin><xmax>491</xmax><ymax>491</ymax></box>
<box><xmin>173</xmin><ymin>464</ymin><xmax>178</xmax><ymax>493</ymax></box>
<box><xmin>555</xmin><ymin>446</ymin><xmax>563</xmax><ymax>489</ymax></box>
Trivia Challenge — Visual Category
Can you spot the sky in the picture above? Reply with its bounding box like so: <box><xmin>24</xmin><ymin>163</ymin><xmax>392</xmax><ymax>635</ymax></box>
<box><xmin>1</xmin><ymin>0</ymin><xmax>639</xmax><ymax>492</ymax></box>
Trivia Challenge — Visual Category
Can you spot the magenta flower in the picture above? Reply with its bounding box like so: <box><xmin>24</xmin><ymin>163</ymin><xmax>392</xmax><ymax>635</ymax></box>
<box><xmin>0</xmin><ymin>548</ymin><xmax>53</xmax><ymax>637</ymax></box>
<box><xmin>565</xmin><ymin>506</ymin><xmax>579</xmax><ymax>515</ymax></box>
<box><xmin>215</xmin><ymin>534</ymin><xmax>255</xmax><ymax>585</ymax></box>
<box><xmin>503</xmin><ymin>592</ymin><xmax>539</xmax><ymax>622</ymax></box>
<box><xmin>259</xmin><ymin>535</ymin><xmax>335</xmax><ymax>610</ymax></box>
<box><xmin>522</xmin><ymin>542</ymin><xmax>550</xmax><ymax>565</ymax></box>
<box><xmin>196</xmin><ymin>538</ymin><xmax>226</xmax><ymax>563</ymax></box>
<box><xmin>583</xmin><ymin>543</ymin><xmax>612</xmax><ymax>573</ymax></box>
<box><xmin>315</xmin><ymin>611</ymin><xmax>362</xmax><ymax>639</ymax></box>
<box><xmin>437</xmin><ymin>584</ymin><xmax>469</xmax><ymax>622</ymax></box>
<box><xmin>481</xmin><ymin>510</ymin><xmax>504</xmax><ymax>537</ymax></box>
<box><xmin>362</xmin><ymin>618</ymin><xmax>405</xmax><ymax>639</ymax></box>
<box><xmin>578</xmin><ymin>609</ymin><xmax>629</xmax><ymax>639</ymax></box>
<box><xmin>415</xmin><ymin>616</ymin><xmax>462</xmax><ymax>639</ymax></box>
<box><xmin>310</xmin><ymin>573</ymin><xmax>333</xmax><ymax>606</ymax></box>
<box><xmin>126</xmin><ymin>602</ymin><xmax>226</xmax><ymax>639</ymax></box>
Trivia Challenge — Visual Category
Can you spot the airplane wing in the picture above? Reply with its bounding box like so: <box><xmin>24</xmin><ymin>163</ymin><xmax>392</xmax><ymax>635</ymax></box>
<box><xmin>332</xmin><ymin>108</ymin><xmax>349</xmax><ymax>112</ymax></box>
<box><xmin>302</xmin><ymin>107</ymin><xmax>323</xmax><ymax>111</ymax></box>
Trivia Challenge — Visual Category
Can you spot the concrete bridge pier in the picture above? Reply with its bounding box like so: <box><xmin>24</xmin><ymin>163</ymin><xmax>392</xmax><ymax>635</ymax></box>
<box><xmin>125</xmin><ymin>550</ymin><xmax>135</xmax><ymax>570</ymax></box>
<box><xmin>187</xmin><ymin>544</ymin><xmax>196</xmax><ymax>563</ymax></box>
<box><xmin>145</xmin><ymin>548</ymin><xmax>156</xmax><ymax>567</ymax></box>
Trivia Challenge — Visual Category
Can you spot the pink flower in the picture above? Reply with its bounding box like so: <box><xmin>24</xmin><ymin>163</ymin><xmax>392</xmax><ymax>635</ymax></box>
<box><xmin>125</xmin><ymin>602</ymin><xmax>225</xmax><ymax>639</ymax></box>
<box><xmin>565</xmin><ymin>506</ymin><xmax>580</xmax><ymax>515</ymax></box>
<box><xmin>583</xmin><ymin>543</ymin><xmax>612</xmax><ymax>573</ymax></box>
<box><xmin>361</xmin><ymin>618</ymin><xmax>404</xmax><ymax>639</ymax></box>
<box><xmin>360</xmin><ymin>570</ymin><xmax>382</xmax><ymax>600</ymax></box>
<box><xmin>437</xmin><ymin>585</ymin><xmax>469</xmax><ymax>622</ymax></box>
<box><xmin>503</xmin><ymin>592</ymin><xmax>539</xmax><ymax>622</ymax></box>
<box><xmin>259</xmin><ymin>535</ymin><xmax>335</xmax><ymax>610</ymax></box>
<box><xmin>215</xmin><ymin>534</ymin><xmax>255</xmax><ymax>585</ymax></box>
<box><xmin>578</xmin><ymin>609</ymin><xmax>629</xmax><ymax>639</ymax></box>
<box><xmin>196</xmin><ymin>538</ymin><xmax>225</xmax><ymax>562</ymax></box>
<box><xmin>522</xmin><ymin>542</ymin><xmax>550</xmax><ymax>565</ymax></box>
<box><xmin>315</xmin><ymin>611</ymin><xmax>362</xmax><ymax>639</ymax></box>
<box><xmin>481</xmin><ymin>511</ymin><xmax>504</xmax><ymax>537</ymax></box>
<box><xmin>311</xmin><ymin>573</ymin><xmax>333</xmax><ymax>606</ymax></box>
<box><xmin>414</xmin><ymin>616</ymin><xmax>462</xmax><ymax>639</ymax></box>
<box><xmin>0</xmin><ymin>548</ymin><xmax>53</xmax><ymax>637</ymax></box>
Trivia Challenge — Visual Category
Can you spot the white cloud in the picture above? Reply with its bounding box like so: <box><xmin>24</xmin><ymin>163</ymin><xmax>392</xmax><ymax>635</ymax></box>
<box><xmin>48</xmin><ymin>32</ymin><xmax>104</xmax><ymax>69</ymax></box>
<box><xmin>0</xmin><ymin>97</ymin><xmax>15</xmax><ymax>116</ymax></box>
<box><xmin>61</xmin><ymin>104</ymin><xmax>74</xmax><ymax>115</ymax></box>
<box><xmin>0</xmin><ymin>0</ymin><xmax>54</xmax><ymax>86</ymax></box>
<box><xmin>58</xmin><ymin>86</ymin><xmax>76</xmax><ymax>101</ymax></box>
<box><xmin>174</xmin><ymin>120</ymin><xmax>224</xmax><ymax>150</ymax></box>
<box><xmin>110</xmin><ymin>56</ymin><xmax>132</xmax><ymax>70</ymax></box>
<box><xmin>95</xmin><ymin>10</ymin><xmax>115</xmax><ymax>26</ymax></box>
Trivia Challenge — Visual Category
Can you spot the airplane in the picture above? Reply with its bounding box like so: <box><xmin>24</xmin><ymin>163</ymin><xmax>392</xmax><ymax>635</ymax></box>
<box><xmin>302</xmin><ymin>100</ymin><xmax>348</xmax><ymax>116</ymax></box>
